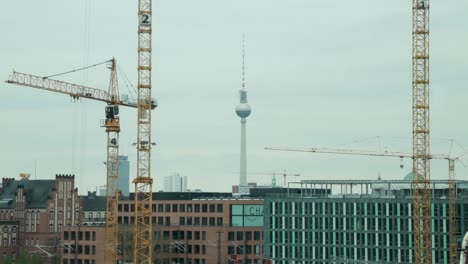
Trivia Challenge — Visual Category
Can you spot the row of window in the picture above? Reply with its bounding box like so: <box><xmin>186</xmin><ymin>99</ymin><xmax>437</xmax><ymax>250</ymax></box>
<box><xmin>161</xmin><ymin>230</ymin><xmax>207</xmax><ymax>241</ymax></box>
<box><xmin>63</xmin><ymin>244</ymin><xmax>97</xmax><ymax>255</ymax></box>
<box><xmin>228</xmin><ymin>231</ymin><xmax>263</xmax><ymax>241</ymax></box>
<box><xmin>119</xmin><ymin>203</ymin><xmax>224</xmax><ymax>213</ymax></box>
<box><xmin>270</xmin><ymin>201</ymin><xmax>468</xmax><ymax>218</ymax></box>
<box><xmin>2</xmin><ymin>226</ymin><xmax>16</xmax><ymax>233</ymax></box>
<box><xmin>63</xmin><ymin>259</ymin><xmax>96</xmax><ymax>264</ymax></box>
<box><xmin>119</xmin><ymin>216</ymin><xmax>224</xmax><ymax>226</ymax></box>
<box><xmin>64</xmin><ymin>231</ymin><xmax>97</xmax><ymax>241</ymax></box>
<box><xmin>227</xmin><ymin>244</ymin><xmax>262</xmax><ymax>255</ymax></box>
<box><xmin>269</xmin><ymin>245</ymin><xmax>429</xmax><ymax>263</ymax></box>
<box><xmin>2</xmin><ymin>237</ymin><xmax>16</xmax><ymax>246</ymax></box>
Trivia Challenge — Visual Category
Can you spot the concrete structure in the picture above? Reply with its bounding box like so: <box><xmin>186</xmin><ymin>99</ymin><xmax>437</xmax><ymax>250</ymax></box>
<box><xmin>118</xmin><ymin>155</ymin><xmax>130</xmax><ymax>196</ymax></box>
<box><xmin>263</xmin><ymin>179</ymin><xmax>468</xmax><ymax>264</ymax></box>
<box><xmin>118</xmin><ymin>192</ymin><xmax>265</xmax><ymax>264</ymax></box>
<box><xmin>235</xmin><ymin>38</ymin><xmax>252</xmax><ymax>195</ymax></box>
<box><xmin>163</xmin><ymin>173</ymin><xmax>188</xmax><ymax>192</ymax></box>
<box><xmin>0</xmin><ymin>175</ymin><xmax>81</xmax><ymax>263</ymax></box>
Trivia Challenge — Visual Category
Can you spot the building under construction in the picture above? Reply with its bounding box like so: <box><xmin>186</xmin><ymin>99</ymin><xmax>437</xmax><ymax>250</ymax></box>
<box><xmin>263</xmin><ymin>178</ymin><xmax>468</xmax><ymax>264</ymax></box>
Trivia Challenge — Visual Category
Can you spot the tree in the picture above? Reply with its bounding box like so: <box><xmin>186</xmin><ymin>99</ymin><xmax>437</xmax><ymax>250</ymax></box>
<box><xmin>3</xmin><ymin>252</ymin><xmax>42</xmax><ymax>264</ymax></box>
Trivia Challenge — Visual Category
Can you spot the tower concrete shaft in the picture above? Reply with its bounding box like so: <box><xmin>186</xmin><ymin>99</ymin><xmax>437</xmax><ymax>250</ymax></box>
<box><xmin>239</xmin><ymin>117</ymin><xmax>247</xmax><ymax>192</ymax></box>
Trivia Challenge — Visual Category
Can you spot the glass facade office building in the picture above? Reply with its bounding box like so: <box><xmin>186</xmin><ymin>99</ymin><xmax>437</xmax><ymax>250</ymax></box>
<box><xmin>263</xmin><ymin>180</ymin><xmax>468</xmax><ymax>264</ymax></box>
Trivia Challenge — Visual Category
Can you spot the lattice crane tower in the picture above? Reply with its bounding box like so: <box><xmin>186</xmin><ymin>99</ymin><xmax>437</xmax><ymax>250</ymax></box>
<box><xmin>133</xmin><ymin>0</ymin><xmax>154</xmax><ymax>263</ymax></box>
<box><xmin>412</xmin><ymin>0</ymin><xmax>431</xmax><ymax>263</ymax></box>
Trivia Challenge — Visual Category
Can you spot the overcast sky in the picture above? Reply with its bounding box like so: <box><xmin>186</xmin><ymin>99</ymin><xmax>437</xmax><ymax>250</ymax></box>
<box><xmin>1</xmin><ymin>0</ymin><xmax>467</xmax><ymax>194</ymax></box>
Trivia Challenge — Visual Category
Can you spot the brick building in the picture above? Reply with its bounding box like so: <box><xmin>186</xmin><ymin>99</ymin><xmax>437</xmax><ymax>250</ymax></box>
<box><xmin>61</xmin><ymin>191</ymin><xmax>106</xmax><ymax>264</ymax></box>
<box><xmin>0</xmin><ymin>175</ymin><xmax>81</xmax><ymax>263</ymax></box>
<box><xmin>119</xmin><ymin>193</ymin><xmax>265</xmax><ymax>264</ymax></box>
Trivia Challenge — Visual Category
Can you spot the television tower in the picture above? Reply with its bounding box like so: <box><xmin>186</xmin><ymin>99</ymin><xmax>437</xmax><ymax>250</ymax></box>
<box><xmin>235</xmin><ymin>36</ymin><xmax>252</xmax><ymax>194</ymax></box>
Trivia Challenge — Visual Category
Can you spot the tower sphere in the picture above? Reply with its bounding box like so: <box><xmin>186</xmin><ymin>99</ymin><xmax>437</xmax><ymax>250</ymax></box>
<box><xmin>236</xmin><ymin>103</ymin><xmax>251</xmax><ymax>118</ymax></box>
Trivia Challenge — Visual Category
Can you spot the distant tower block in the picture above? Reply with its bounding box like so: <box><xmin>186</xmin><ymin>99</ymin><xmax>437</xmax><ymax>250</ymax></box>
<box><xmin>236</xmin><ymin>36</ymin><xmax>252</xmax><ymax>194</ymax></box>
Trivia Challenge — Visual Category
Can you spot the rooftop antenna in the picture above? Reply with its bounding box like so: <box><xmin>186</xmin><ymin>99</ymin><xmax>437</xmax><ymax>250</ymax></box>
<box><xmin>242</xmin><ymin>34</ymin><xmax>245</xmax><ymax>89</ymax></box>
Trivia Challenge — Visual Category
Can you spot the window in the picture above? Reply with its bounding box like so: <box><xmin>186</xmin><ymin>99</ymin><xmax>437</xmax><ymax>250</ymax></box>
<box><xmin>50</xmin><ymin>210</ymin><xmax>54</xmax><ymax>219</ymax></box>
<box><xmin>245</xmin><ymin>231</ymin><xmax>252</xmax><ymax>241</ymax></box>
<box><xmin>217</xmin><ymin>217</ymin><xmax>223</xmax><ymax>226</ymax></box>
<box><xmin>202</xmin><ymin>204</ymin><xmax>207</xmax><ymax>213</ymax></box>
<box><xmin>179</xmin><ymin>217</ymin><xmax>185</xmax><ymax>225</ymax></box>
<box><xmin>172</xmin><ymin>204</ymin><xmax>178</xmax><ymax>212</ymax></box>
<box><xmin>228</xmin><ymin>246</ymin><xmax>234</xmax><ymax>254</ymax></box>
<box><xmin>158</xmin><ymin>204</ymin><xmax>163</xmax><ymax>212</ymax></box>
<box><xmin>217</xmin><ymin>204</ymin><xmax>223</xmax><ymax>213</ymax></box>
<box><xmin>165</xmin><ymin>204</ymin><xmax>171</xmax><ymax>212</ymax></box>
<box><xmin>188</xmin><ymin>204</ymin><xmax>193</xmax><ymax>212</ymax></box>
<box><xmin>179</xmin><ymin>204</ymin><xmax>185</xmax><ymax>212</ymax></box>
<box><xmin>88</xmin><ymin>212</ymin><xmax>93</xmax><ymax>219</ymax></box>
<box><xmin>209</xmin><ymin>217</ymin><xmax>215</xmax><ymax>226</ymax></box>
<box><xmin>96</xmin><ymin>212</ymin><xmax>101</xmax><ymax>219</ymax></box>
<box><xmin>49</xmin><ymin>224</ymin><xmax>54</xmax><ymax>232</ymax></box>
<box><xmin>236</xmin><ymin>231</ymin><xmax>243</xmax><ymax>241</ymax></box>
<box><xmin>201</xmin><ymin>217</ymin><xmax>207</xmax><ymax>226</ymax></box>
<box><xmin>194</xmin><ymin>204</ymin><xmax>200</xmax><ymax>212</ymax></box>
<box><xmin>3</xmin><ymin>238</ymin><xmax>7</xmax><ymax>246</ymax></box>
<box><xmin>254</xmin><ymin>231</ymin><xmax>261</xmax><ymax>240</ymax></box>
<box><xmin>209</xmin><ymin>204</ymin><xmax>215</xmax><ymax>212</ymax></box>
<box><xmin>228</xmin><ymin>232</ymin><xmax>234</xmax><ymax>241</ymax></box>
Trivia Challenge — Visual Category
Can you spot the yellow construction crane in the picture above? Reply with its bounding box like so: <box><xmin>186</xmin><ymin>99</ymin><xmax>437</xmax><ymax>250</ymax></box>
<box><xmin>265</xmin><ymin>146</ymin><xmax>459</xmax><ymax>263</ymax></box>
<box><xmin>5</xmin><ymin>58</ymin><xmax>157</xmax><ymax>264</ymax></box>
<box><xmin>412</xmin><ymin>0</ymin><xmax>431</xmax><ymax>262</ymax></box>
<box><xmin>133</xmin><ymin>0</ymin><xmax>154</xmax><ymax>263</ymax></box>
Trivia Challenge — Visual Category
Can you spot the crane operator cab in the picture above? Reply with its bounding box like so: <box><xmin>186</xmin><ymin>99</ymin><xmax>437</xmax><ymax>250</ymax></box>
<box><xmin>417</xmin><ymin>0</ymin><xmax>429</xmax><ymax>9</ymax></box>
<box><xmin>106</xmin><ymin>105</ymin><xmax>119</xmax><ymax>119</ymax></box>
<box><xmin>104</xmin><ymin>105</ymin><xmax>120</xmax><ymax>133</ymax></box>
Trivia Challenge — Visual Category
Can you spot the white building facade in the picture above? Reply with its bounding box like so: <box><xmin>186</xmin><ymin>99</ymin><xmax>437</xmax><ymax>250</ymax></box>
<box><xmin>163</xmin><ymin>173</ymin><xmax>187</xmax><ymax>192</ymax></box>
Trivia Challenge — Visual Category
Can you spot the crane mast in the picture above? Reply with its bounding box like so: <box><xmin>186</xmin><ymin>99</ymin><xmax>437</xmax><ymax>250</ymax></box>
<box><xmin>449</xmin><ymin>159</ymin><xmax>457</xmax><ymax>264</ymax></box>
<box><xmin>133</xmin><ymin>0</ymin><xmax>154</xmax><ymax>263</ymax></box>
<box><xmin>104</xmin><ymin>59</ymin><xmax>120</xmax><ymax>264</ymax></box>
<box><xmin>412</xmin><ymin>0</ymin><xmax>431</xmax><ymax>263</ymax></box>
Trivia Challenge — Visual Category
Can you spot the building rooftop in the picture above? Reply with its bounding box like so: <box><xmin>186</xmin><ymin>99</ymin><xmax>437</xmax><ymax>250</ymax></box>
<box><xmin>0</xmin><ymin>179</ymin><xmax>55</xmax><ymax>209</ymax></box>
<box><xmin>80</xmin><ymin>192</ymin><xmax>106</xmax><ymax>211</ymax></box>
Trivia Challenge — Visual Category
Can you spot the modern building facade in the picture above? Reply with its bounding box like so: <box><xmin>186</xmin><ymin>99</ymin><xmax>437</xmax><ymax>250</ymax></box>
<box><xmin>263</xmin><ymin>179</ymin><xmax>468</xmax><ymax>264</ymax></box>
<box><xmin>118</xmin><ymin>155</ymin><xmax>130</xmax><ymax>196</ymax></box>
<box><xmin>163</xmin><ymin>173</ymin><xmax>188</xmax><ymax>192</ymax></box>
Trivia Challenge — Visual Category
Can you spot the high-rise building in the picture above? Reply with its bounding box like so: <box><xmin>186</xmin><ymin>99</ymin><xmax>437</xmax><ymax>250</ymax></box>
<box><xmin>263</xmin><ymin>179</ymin><xmax>468</xmax><ymax>264</ymax></box>
<box><xmin>118</xmin><ymin>155</ymin><xmax>130</xmax><ymax>196</ymax></box>
<box><xmin>163</xmin><ymin>173</ymin><xmax>187</xmax><ymax>192</ymax></box>
<box><xmin>235</xmin><ymin>37</ymin><xmax>252</xmax><ymax>194</ymax></box>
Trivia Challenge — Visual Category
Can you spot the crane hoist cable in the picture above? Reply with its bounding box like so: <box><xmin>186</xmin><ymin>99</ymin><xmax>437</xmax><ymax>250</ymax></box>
<box><xmin>42</xmin><ymin>59</ymin><xmax>112</xmax><ymax>80</ymax></box>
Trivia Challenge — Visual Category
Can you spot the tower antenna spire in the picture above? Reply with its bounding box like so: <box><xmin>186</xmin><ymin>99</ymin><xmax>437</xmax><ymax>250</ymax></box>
<box><xmin>242</xmin><ymin>34</ymin><xmax>245</xmax><ymax>89</ymax></box>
